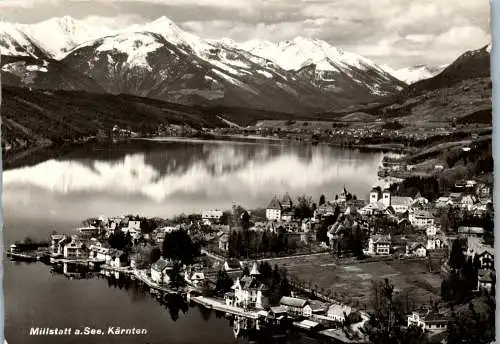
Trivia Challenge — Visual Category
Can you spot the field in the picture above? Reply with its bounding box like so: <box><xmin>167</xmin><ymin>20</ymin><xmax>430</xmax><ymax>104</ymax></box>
<box><xmin>266</xmin><ymin>254</ymin><xmax>442</xmax><ymax>312</ymax></box>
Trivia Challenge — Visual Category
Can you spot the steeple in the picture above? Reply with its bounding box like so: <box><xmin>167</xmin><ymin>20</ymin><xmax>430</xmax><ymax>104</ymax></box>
<box><xmin>250</xmin><ymin>262</ymin><xmax>260</xmax><ymax>276</ymax></box>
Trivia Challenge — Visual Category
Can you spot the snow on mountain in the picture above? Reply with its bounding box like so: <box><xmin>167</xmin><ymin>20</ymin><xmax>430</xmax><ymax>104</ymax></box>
<box><xmin>239</xmin><ymin>36</ymin><xmax>387</xmax><ymax>74</ymax></box>
<box><xmin>19</xmin><ymin>16</ymin><xmax>112</xmax><ymax>59</ymax></box>
<box><xmin>0</xmin><ymin>21</ymin><xmax>40</xmax><ymax>57</ymax></box>
<box><xmin>382</xmin><ymin>64</ymin><xmax>448</xmax><ymax>85</ymax></box>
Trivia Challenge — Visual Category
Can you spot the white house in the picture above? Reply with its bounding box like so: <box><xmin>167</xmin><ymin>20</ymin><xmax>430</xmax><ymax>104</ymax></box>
<box><xmin>150</xmin><ymin>258</ymin><xmax>172</xmax><ymax>284</ymax></box>
<box><xmin>51</xmin><ymin>234</ymin><xmax>68</xmax><ymax>257</ymax></box>
<box><xmin>224</xmin><ymin>263</ymin><xmax>268</xmax><ymax>310</ymax></box>
<box><xmin>477</xmin><ymin>270</ymin><xmax>495</xmax><ymax>291</ymax></box>
<box><xmin>460</xmin><ymin>195</ymin><xmax>477</xmax><ymax>211</ymax></box>
<box><xmin>367</xmin><ymin>235</ymin><xmax>391</xmax><ymax>255</ymax></box>
<box><xmin>327</xmin><ymin>304</ymin><xmax>353</xmax><ymax>323</ymax></box>
<box><xmin>426</xmin><ymin>225</ymin><xmax>438</xmax><ymax>237</ymax></box>
<box><xmin>185</xmin><ymin>271</ymin><xmax>205</xmax><ymax>287</ymax></box>
<box><xmin>407</xmin><ymin>311</ymin><xmax>448</xmax><ymax>331</ymax></box>
<box><xmin>409</xmin><ymin>210</ymin><xmax>434</xmax><ymax>227</ymax></box>
<box><xmin>63</xmin><ymin>237</ymin><xmax>86</xmax><ymax>259</ymax></box>
<box><xmin>279</xmin><ymin>296</ymin><xmax>311</xmax><ymax>317</ymax></box>
<box><xmin>128</xmin><ymin>220</ymin><xmax>141</xmax><ymax>230</ymax></box>
<box><xmin>223</xmin><ymin>258</ymin><xmax>242</xmax><ymax>272</ymax></box>
<box><xmin>202</xmin><ymin>209</ymin><xmax>223</xmax><ymax>221</ymax></box>
<box><xmin>390</xmin><ymin>196</ymin><xmax>414</xmax><ymax>213</ymax></box>
<box><xmin>406</xmin><ymin>243</ymin><xmax>427</xmax><ymax>257</ymax></box>
<box><xmin>266</xmin><ymin>197</ymin><xmax>282</xmax><ymax>221</ymax></box>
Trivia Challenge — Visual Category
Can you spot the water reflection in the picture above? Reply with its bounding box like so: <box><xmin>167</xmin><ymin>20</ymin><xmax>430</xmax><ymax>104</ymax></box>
<box><xmin>3</xmin><ymin>140</ymin><xmax>383</xmax><ymax>232</ymax></box>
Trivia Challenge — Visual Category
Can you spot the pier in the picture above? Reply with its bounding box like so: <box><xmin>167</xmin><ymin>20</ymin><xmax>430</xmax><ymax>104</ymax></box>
<box><xmin>191</xmin><ymin>296</ymin><xmax>259</xmax><ymax>319</ymax></box>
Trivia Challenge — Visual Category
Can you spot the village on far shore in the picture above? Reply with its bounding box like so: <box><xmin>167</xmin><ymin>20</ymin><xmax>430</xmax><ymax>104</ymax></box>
<box><xmin>8</xmin><ymin>173</ymin><xmax>494</xmax><ymax>343</ymax></box>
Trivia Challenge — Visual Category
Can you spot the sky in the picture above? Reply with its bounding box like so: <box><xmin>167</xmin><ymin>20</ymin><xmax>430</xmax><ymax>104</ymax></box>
<box><xmin>0</xmin><ymin>0</ymin><xmax>491</xmax><ymax>69</ymax></box>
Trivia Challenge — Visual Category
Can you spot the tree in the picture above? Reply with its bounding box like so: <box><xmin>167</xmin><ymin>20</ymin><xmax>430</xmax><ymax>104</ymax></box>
<box><xmin>449</xmin><ymin>239</ymin><xmax>466</xmax><ymax>270</ymax></box>
<box><xmin>149</xmin><ymin>247</ymin><xmax>162</xmax><ymax>265</ymax></box>
<box><xmin>169</xmin><ymin>261</ymin><xmax>185</xmax><ymax>290</ymax></box>
<box><xmin>440</xmin><ymin>213</ymin><xmax>450</xmax><ymax>232</ymax></box>
<box><xmin>319</xmin><ymin>194</ymin><xmax>326</xmax><ymax>206</ymax></box>
<box><xmin>162</xmin><ymin>229</ymin><xmax>199</xmax><ymax>265</ymax></box>
<box><xmin>294</xmin><ymin>195</ymin><xmax>314</xmax><ymax>219</ymax></box>
<box><xmin>215</xmin><ymin>270</ymin><xmax>233</xmax><ymax>293</ymax></box>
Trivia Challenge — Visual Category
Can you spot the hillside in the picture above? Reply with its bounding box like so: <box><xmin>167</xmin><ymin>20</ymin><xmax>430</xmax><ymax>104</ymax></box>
<box><xmin>319</xmin><ymin>45</ymin><xmax>492</xmax><ymax>126</ymax></box>
<box><xmin>1</xmin><ymin>86</ymin><xmax>305</xmax><ymax>152</ymax></box>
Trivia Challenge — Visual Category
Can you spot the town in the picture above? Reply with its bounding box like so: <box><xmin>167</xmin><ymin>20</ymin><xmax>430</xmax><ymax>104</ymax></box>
<box><xmin>8</xmin><ymin>171</ymin><xmax>494</xmax><ymax>343</ymax></box>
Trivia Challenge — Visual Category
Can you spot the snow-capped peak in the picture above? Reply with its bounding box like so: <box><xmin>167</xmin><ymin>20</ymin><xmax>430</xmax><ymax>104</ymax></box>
<box><xmin>18</xmin><ymin>16</ymin><xmax>112</xmax><ymax>59</ymax></box>
<box><xmin>239</xmin><ymin>36</ymin><xmax>381</xmax><ymax>73</ymax></box>
<box><xmin>383</xmin><ymin>64</ymin><xmax>447</xmax><ymax>84</ymax></box>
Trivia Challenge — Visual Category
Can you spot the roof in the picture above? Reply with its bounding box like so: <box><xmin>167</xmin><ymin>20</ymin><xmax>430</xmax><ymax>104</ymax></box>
<box><xmin>267</xmin><ymin>197</ymin><xmax>282</xmax><ymax>210</ymax></box>
<box><xmin>239</xmin><ymin>276</ymin><xmax>268</xmax><ymax>290</ymax></box>
<box><xmin>328</xmin><ymin>304</ymin><xmax>353</xmax><ymax>317</ymax></box>
<box><xmin>280</xmin><ymin>296</ymin><xmax>308</xmax><ymax>308</ymax></box>
<box><xmin>370</xmin><ymin>234</ymin><xmax>391</xmax><ymax>244</ymax></box>
<box><xmin>270</xmin><ymin>306</ymin><xmax>288</xmax><ymax>314</ymax></box>
<box><xmin>151</xmin><ymin>258</ymin><xmax>172</xmax><ymax>272</ymax></box>
<box><xmin>458</xmin><ymin>226</ymin><xmax>485</xmax><ymax>235</ymax></box>
<box><xmin>391</xmin><ymin>196</ymin><xmax>414</xmax><ymax>206</ymax></box>
<box><xmin>249</xmin><ymin>262</ymin><xmax>260</xmax><ymax>276</ymax></box>
<box><xmin>413</xmin><ymin>210</ymin><xmax>433</xmax><ymax>219</ymax></box>
<box><xmin>225</xmin><ymin>258</ymin><xmax>241</xmax><ymax>269</ymax></box>
<box><xmin>281</xmin><ymin>193</ymin><xmax>293</xmax><ymax>206</ymax></box>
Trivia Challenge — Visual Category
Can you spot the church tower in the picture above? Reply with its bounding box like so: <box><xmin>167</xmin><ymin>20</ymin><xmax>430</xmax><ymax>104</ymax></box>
<box><xmin>382</xmin><ymin>188</ymin><xmax>391</xmax><ymax>207</ymax></box>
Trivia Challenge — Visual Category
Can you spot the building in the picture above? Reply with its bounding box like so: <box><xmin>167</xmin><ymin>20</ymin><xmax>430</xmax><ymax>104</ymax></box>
<box><xmin>477</xmin><ymin>250</ymin><xmax>494</xmax><ymax>270</ymax></box>
<box><xmin>368</xmin><ymin>234</ymin><xmax>391</xmax><ymax>255</ymax></box>
<box><xmin>51</xmin><ymin>234</ymin><xmax>68</xmax><ymax>257</ymax></box>
<box><xmin>407</xmin><ymin>311</ymin><xmax>448</xmax><ymax>331</ymax></box>
<box><xmin>225</xmin><ymin>263</ymin><xmax>269</xmax><ymax>309</ymax></box>
<box><xmin>314</xmin><ymin>203</ymin><xmax>336</xmax><ymax>219</ymax></box>
<box><xmin>279</xmin><ymin>296</ymin><xmax>311</xmax><ymax>317</ymax></box>
<box><xmin>219</xmin><ymin>233</ymin><xmax>229</xmax><ymax>251</ymax></box>
<box><xmin>409</xmin><ymin>210</ymin><xmax>434</xmax><ymax>227</ymax></box>
<box><xmin>107</xmin><ymin>249</ymin><xmax>127</xmax><ymax>268</ymax></box>
<box><xmin>185</xmin><ymin>271</ymin><xmax>205</xmax><ymax>287</ymax></box>
<box><xmin>266</xmin><ymin>197</ymin><xmax>282</xmax><ymax>221</ymax></box>
<box><xmin>406</xmin><ymin>243</ymin><xmax>427</xmax><ymax>257</ymax></box>
<box><xmin>150</xmin><ymin>258</ymin><xmax>172</xmax><ymax>284</ymax></box>
<box><xmin>477</xmin><ymin>270</ymin><xmax>495</xmax><ymax>291</ymax></box>
<box><xmin>460</xmin><ymin>195</ymin><xmax>477</xmax><ymax>211</ymax></box>
<box><xmin>63</xmin><ymin>241</ymin><xmax>86</xmax><ymax>260</ymax></box>
<box><xmin>281</xmin><ymin>211</ymin><xmax>294</xmax><ymax>222</ymax></box>
<box><xmin>390</xmin><ymin>196</ymin><xmax>414</xmax><ymax>213</ymax></box>
<box><xmin>369</xmin><ymin>187</ymin><xmax>382</xmax><ymax>204</ymax></box>
<box><xmin>202</xmin><ymin>209</ymin><xmax>224</xmax><ymax>221</ymax></box>
<box><xmin>223</xmin><ymin>258</ymin><xmax>242</xmax><ymax>272</ymax></box>
<box><xmin>327</xmin><ymin>304</ymin><xmax>353</xmax><ymax>323</ymax></box>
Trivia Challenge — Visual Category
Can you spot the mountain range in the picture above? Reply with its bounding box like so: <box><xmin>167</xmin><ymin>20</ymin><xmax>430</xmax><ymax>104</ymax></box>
<box><xmin>0</xmin><ymin>16</ymin><xmax>406</xmax><ymax>113</ymax></box>
<box><xmin>381</xmin><ymin>64</ymin><xmax>448</xmax><ymax>84</ymax></box>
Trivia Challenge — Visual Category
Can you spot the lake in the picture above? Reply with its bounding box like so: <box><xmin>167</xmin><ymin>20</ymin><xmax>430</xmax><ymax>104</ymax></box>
<box><xmin>3</xmin><ymin>137</ymin><xmax>384</xmax><ymax>343</ymax></box>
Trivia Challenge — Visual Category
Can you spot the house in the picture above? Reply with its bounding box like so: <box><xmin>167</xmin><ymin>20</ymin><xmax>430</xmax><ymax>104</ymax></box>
<box><xmin>150</xmin><ymin>258</ymin><xmax>172</xmax><ymax>284</ymax></box>
<box><xmin>476</xmin><ymin>250</ymin><xmax>494</xmax><ymax>270</ymax></box>
<box><xmin>108</xmin><ymin>249</ymin><xmax>127</xmax><ymax>268</ymax></box>
<box><xmin>460</xmin><ymin>195</ymin><xmax>477</xmax><ymax>211</ymax></box>
<box><xmin>368</xmin><ymin>234</ymin><xmax>391</xmax><ymax>255</ymax></box>
<box><xmin>314</xmin><ymin>203</ymin><xmax>336</xmax><ymax>219</ymax></box>
<box><xmin>427</xmin><ymin>236</ymin><xmax>445</xmax><ymax>251</ymax></box>
<box><xmin>406</xmin><ymin>243</ymin><xmax>427</xmax><ymax>257</ymax></box>
<box><xmin>63</xmin><ymin>237</ymin><xmax>86</xmax><ymax>259</ymax></box>
<box><xmin>224</xmin><ymin>263</ymin><xmax>268</xmax><ymax>309</ymax></box>
<box><xmin>409</xmin><ymin>210</ymin><xmax>434</xmax><ymax>227</ymax></box>
<box><xmin>327</xmin><ymin>304</ymin><xmax>353</xmax><ymax>323</ymax></box>
<box><xmin>281</xmin><ymin>193</ymin><xmax>293</xmax><ymax>209</ymax></box>
<box><xmin>281</xmin><ymin>211</ymin><xmax>294</xmax><ymax>222</ymax></box>
<box><xmin>219</xmin><ymin>233</ymin><xmax>229</xmax><ymax>251</ymax></box>
<box><xmin>390</xmin><ymin>196</ymin><xmax>414</xmax><ymax>213</ymax></box>
<box><xmin>301</xmin><ymin>218</ymin><xmax>313</xmax><ymax>232</ymax></box>
<box><xmin>127</xmin><ymin>220</ymin><xmax>141</xmax><ymax>230</ymax></box>
<box><xmin>51</xmin><ymin>234</ymin><xmax>68</xmax><ymax>257</ymax></box>
<box><xmin>266</xmin><ymin>197</ymin><xmax>282</xmax><ymax>221</ymax></box>
<box><xmin>369</xmin><ymin>186</ymin><xmax>382</xmax><ymax>204</ymax></box>
<box><xmin>407</xmin><ymin>310</ymin><xmax>448</xmax><ymax>331</ymax></box>
<box><xmin>224</xmin><ymin>258</ymin><xmax>242</xmax><ymax>272</ymax></box>
<box><xmin>185</xmin><ymin>271</ymin><xmax>205</xmax><ymax>287</ymax></box>
<box><xmin>426</xmin><ymin>225</ymin><xmax>438</xmax><ymax>237</ymax></box>
<box><xmin>202</xmin><ymin>209</ymin><xmax>223</xmax><ymax>221</ymax></box>
<box><xmin>267</xmin><ymin>306</ymin><xmax>288</xmax><ymax>324</ymax></box>
<box><xmin>477</xmin><ymin>270</ymin><xmax>495</xmax><ymax>291</ymax></box>
<box><xmin>476</xmin><ymin>184</ymin><xmax>492</xmax><ymax>198</ymax></box>
<box><xmin>279</xmin><ymin>296</ymin><xmax>311</xmax><ymax>317</ymax></box>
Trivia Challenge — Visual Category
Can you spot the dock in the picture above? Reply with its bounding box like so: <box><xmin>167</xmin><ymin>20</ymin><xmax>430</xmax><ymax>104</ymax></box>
<box><xmin>191</xmin><ymin>296</ymin><xmax>259</xmax><ymax>319</ymax></box>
